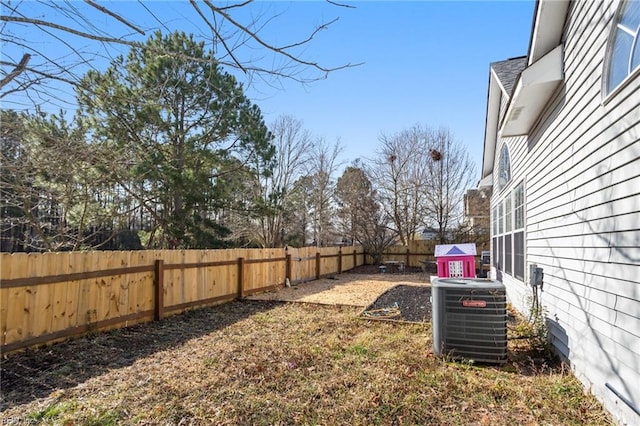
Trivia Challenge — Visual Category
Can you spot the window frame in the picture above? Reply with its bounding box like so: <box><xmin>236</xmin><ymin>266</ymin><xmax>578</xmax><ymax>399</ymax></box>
<box><xmin>513</xmin><ymin>181</ymin><xmax>526</xmax><ymax>281</ymax></box>
<box><xmin>504</xmin><ymin>233</ymin><xmax>513</xmax><ymax>276</ymax></box>
<box><xmin>504</xmin><ymin>196</ymin><xmax>512</xmax><ymax>233</ymax></box>
<box><xmin>491</xmin><ymin>180</ymin><xmax>526</xmax><ymax>282</ymax></box>
<box><xmin>497</xmin><ymin>144</ymin><xmax>511</xmax><ymax>191</ymax></box>
<box><xmin>603</xmin><ymin>0</ymin><xmax>640</xmax><ymax>102</ymax></box>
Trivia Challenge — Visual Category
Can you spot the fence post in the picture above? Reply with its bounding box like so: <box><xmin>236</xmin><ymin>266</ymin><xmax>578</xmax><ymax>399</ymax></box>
<box><xmin>237</xmin><ymin>257</ymin><xmax>245</xmax><ymax>299</ymax></box>
<box><xmin>285</xmin><ymin>254</ymin><xmax>292</xmax><ymax>284</ymax></box>
<box><xmin>338</xmin><ymin>247</ymin><xmax>342</xmax><ymax>274</ymax></box>
<box><xmin>154</xmin><ymin>259</ymin><xmax>164</xmax><ymax>321</ymax></box>
<box><xmin>353</xmin><ymin>249</ymin><xmax>357</xmax><ymax>267</ymax></box>
<box><xmin>315</xmin><ymin>252</ymin><xmax>321</xmax><ymax>280</ymax></box>
<box><xmin>406</xmin><ymin>248</ymin><xmax>411</xmax><ymax>268</ymax></box>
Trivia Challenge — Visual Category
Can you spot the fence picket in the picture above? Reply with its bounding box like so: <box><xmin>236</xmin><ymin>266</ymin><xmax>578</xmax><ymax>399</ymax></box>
<box><xmin>0</xmin><ymin>245</ymin><xmax>379</xmax><ymax>353</ymax></box>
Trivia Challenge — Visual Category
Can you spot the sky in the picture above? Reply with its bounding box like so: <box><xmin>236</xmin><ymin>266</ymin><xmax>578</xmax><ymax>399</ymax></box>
<box><xmin>2</xmin><ymin>0</ymin><xmax>536</xmax><ymax>179</ymax></box>
<box><xmin>246</xmin><ymin>1</ymin><xmax>536</xmax><ymax>172</ymax></box>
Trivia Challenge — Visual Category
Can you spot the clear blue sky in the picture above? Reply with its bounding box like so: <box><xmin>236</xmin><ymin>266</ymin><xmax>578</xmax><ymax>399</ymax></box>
<box><xmin>244</xmin><ymin>1</ymin><xmax>536</xmax><ymax>173</ymax></box>
<box><xmin>2</xmin><ymin>1</ymin><xmax>536</xmax><ymax>178</ymax></box>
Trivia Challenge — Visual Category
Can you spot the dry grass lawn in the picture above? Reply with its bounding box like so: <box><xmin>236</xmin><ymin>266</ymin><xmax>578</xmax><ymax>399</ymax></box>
<box><xmin>1</xmin><ymin>273</ymin><xmax>613</xmax><ymax>425</ymax></box>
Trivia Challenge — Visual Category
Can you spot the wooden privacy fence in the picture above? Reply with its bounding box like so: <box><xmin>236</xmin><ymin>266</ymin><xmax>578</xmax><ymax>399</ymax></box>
<box><xmin>0</xmin><ymin>246</ymin><xmax>365</xmax><ymax>354</ymax></box>
<box><xmin>371</xmin><ymin>240</ymin><xmax>439</xmax><ymax>267</ymax></box>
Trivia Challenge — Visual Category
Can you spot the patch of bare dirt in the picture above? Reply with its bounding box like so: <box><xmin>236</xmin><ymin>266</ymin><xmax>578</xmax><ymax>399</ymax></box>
<box><xmin>246</xmin><ymin>266</ymin><xmax>429</xmax><ymax>307</ymax></box>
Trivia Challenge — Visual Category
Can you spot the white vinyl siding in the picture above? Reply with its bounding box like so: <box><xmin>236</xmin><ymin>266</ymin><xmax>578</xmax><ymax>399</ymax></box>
<box><xmin>490</xmin><ymin>1</ymin><xmax>640</xmax><ymax>424</ymax></box>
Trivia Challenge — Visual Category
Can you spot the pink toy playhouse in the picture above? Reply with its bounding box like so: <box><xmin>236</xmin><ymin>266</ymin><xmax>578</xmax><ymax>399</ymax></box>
<box><xmin>434</xmin><ymin>243</ymin><xmax>477</xmax><ymax>278</ymax></box>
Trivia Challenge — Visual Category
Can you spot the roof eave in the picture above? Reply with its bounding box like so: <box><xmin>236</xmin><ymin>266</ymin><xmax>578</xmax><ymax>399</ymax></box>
<box><xmin>481</xmin><ymin>70</ymin><xmax>502</xmax><ymax>179</ymax></box>
<box><xmin>500</xmin><ymin>45</ymin><xmax>564</xmax><ymax>137</ymax></box>
<box><xmin>480</xmin><ymin>0</ymin><xmax>570</xmax><ymax>178</ymax></box>
<box><xmin>528</xmin><ymin>0</ymin><xmax>570</xmax><ymax>65</ymax></box>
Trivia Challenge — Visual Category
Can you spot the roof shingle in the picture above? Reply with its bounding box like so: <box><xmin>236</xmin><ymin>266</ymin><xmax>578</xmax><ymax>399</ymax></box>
<box><xmin>491</xmin><ymin>56</ymin><xmax>527</xmax><ymax>97</ymax></box>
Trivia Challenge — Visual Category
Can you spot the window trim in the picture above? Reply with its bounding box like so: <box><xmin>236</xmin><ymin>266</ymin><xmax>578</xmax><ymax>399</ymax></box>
<box><xmin>504</xmin><ymin>196</ymin><xmax>512</xmax><ymax>233</ymax></box>
<box><xmin>491</xmin><ymin>180</ymin><xmax>526</xmax><ymax>282</ymax></box>
<box><xmin>602</xmin><ymin>0</ymin><xmax>640</xmax><ymax>103</ymax></box>
<box><xmin>513</xmin><ymin>181</ymin><xmax>526</xmax><ymax>281</ymax></box>
<box><xmin>603</xmin><ymin>62</ymin><xmax>640</xmax><ymax>103</ymax></box>
<box><xmin>513</xmin><ymin>181</ymin><xmax>525</xmax><ymax>233</ymax></box>
<box><xmin>514</xmin><ymin>231</ymin><xmax>525</xmax><ymax>281</ymax></box>
<box><xmin>504</xmin><ymin>233</ymin><xmax>513</xmax><ymax>276</ymax></box>
<box><xmin>497</xmin><ymin>143</ymin><xmax>511</xmax><ymax>192</ymax></box>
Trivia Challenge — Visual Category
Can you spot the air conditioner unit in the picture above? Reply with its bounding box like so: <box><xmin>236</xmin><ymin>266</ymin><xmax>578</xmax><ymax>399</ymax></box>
<box><xmin>431</xmin><ymin>278</ymin><xmax>507</xmax><ymax>364</ymax></box>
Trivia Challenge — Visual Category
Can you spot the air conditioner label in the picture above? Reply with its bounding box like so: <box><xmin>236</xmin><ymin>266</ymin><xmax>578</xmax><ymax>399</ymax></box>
<box><xmin>462</xmin><ymin>299</ymin><xmax>486</xmax><ymax>308</ymax></box>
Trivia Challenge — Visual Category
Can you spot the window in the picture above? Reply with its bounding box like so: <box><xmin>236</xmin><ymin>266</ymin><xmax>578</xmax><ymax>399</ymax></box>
<box><xmin>498</xmin><ymin>236</ymin><xmax>504</xmax><ymax>273</ymax></box>
<box><xmin>492</xmin><ymin>206</ymin><xmax>498</xmax><ymax>235</ymax></box>
<box><xmin>514</xmin><ymin>232</ymin><xmax>525</xmax><ymax>280</ymax></box>
<box><xmin>505</xmin><ymin>196</ymin><xmax>512</xmax><ymax>233</ymax></box>
<box><xmin>492</xmin><ymin>181</ymin><xmax>526</xmax><ymax>281</ymax></box>
<box><xmin>497</xmin><ymin>144</ymin><xmax>511</xmax><ymax>191</ymax></box>
<box><xmin>514</xmin><ymin>183</ymin><xmax>525</xmax><ymax>229</ymax></box>
<box><xmin>505</xmin><ymin>234</ymin><xmax>512</xmax><ymax>275</ymax></box>
<box><xmin>504</xmin><ymin>190</ymin><xmax>513</xmax><ymax>276</ymax></box>
<box><xmin>605</xmin><ymin>0</ymin><xmax>640</xmax><ymax>95</ymax></box>
<box><xmin>449</xmin><ymin>261</ymin><xmax>464</xmax><ymax>278</ymax></box>
<box><xmin>513</xmin><ymin>182</ymin><xmax>525</xmax><ymax>280</ymax></box>
<box><xmin>491</xmin><ymin>206</ymin><xmax>498</xmax><ymax>268</ymax></box>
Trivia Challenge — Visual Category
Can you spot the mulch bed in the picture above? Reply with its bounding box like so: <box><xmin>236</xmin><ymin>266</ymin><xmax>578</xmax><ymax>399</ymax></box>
<box><xmin>361</xmin><ymin>284</ymin><xmax>432</xmax><ymax>323</ymax></box>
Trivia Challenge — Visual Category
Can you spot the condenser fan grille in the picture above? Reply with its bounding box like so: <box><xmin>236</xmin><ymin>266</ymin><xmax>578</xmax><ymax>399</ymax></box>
<box><xmin>432</xmin><ymin>280</ymin><xmax>507</xmax><ymax>364</ymax></box>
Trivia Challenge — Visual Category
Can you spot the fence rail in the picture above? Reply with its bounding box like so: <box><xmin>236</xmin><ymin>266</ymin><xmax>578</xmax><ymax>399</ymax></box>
<box><xmin>0</xmin><ymin>247</ymin><xmax>365</xmax><ymax>354</ymax></box>
<box><xmin>0</xmin><ymin>242</ymin><xmax>450</xmax><ymax>354</ymax></box>
<box><xmin>365</xmin><ymin>240</ymin><xmax>440</xmax><ymax>267</ymax></box>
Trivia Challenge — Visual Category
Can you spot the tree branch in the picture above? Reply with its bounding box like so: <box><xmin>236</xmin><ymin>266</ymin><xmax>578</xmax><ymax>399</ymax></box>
<box><xmin>202</xmin><ymin>0</ymin><xmax>362</xmax><ymax>74</ymax></box>
<box><xmin>0</xmin><ymin>53</ymin><xmax>30</xmax><ymax>89</ymax></box>
<box><xmin>83</xmin><ymin>0</ymin><xmax>146</xmax><ymax>35</ymax></box>
<box><xmin>325</xmin><ymin>0</ymin><xmax>356</xmax><ymax>8</ymax></box>
<box><xmin>0</xmin><ymin>15</ymin><xmax>142</xmax><ymax>48</ymax></box>
<box><xmin>189</xmin><ymin>0</ymin><xmax>246</xmax><ymax>73</ymax></box>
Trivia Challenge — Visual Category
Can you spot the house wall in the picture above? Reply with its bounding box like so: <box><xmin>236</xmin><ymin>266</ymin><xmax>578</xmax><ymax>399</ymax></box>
<box><xmin>490</xmin><ymin>1</ymin><xmax>639</xmax><ymax>424</ymax></box>
<box><xmin>463</xmin><ymin>188</ymin><xmax>491</xmax><ymax>232</ymax></box>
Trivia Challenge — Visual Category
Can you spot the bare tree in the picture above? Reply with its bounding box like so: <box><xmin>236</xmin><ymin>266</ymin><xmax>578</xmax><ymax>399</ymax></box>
<box><xmin>287</xmin><ymin>175</ymin><xmax>314</xmax><ymax>247</ymax></box>
<box><xmin>356</xmin><ymin>208</ymin><xmax>398</xmax><ymax>265</ymax></box>
<box><xmin>335</xmin><ymin>164</ymin><xmax>370</xmax><ymax>245</ymax></box>
<box><xmin>424</xmin><ymin>127</ymin><xmax>476</xmax><ymax>243</ymax></box>
<box><xmin>1</xmin><ymin>0</ymin><xmax>360</xmax><ymax>108</ymax></box>
<box><xmin>234</xmin><ymin>115</ymin><xmax>313</xmax><ymax>247</ymax></box>
<box><xmin>307</xmin><ymin>139</ymin><xmax>343</xmax><ymax>246</ymax></box>
<box><xmin>367</xmin><ymin>125</ymin><xmax>431</xmax><ymax>245</ymax></box>
<box><xmin>367</xmin><ymin>125</ymin><xmax>476</xmax><ymax>245</ymax></box>
<box><xmin>335</xmin><ymin>163</ymin><xmax>396</xmax><ymax>262</ymax></box>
